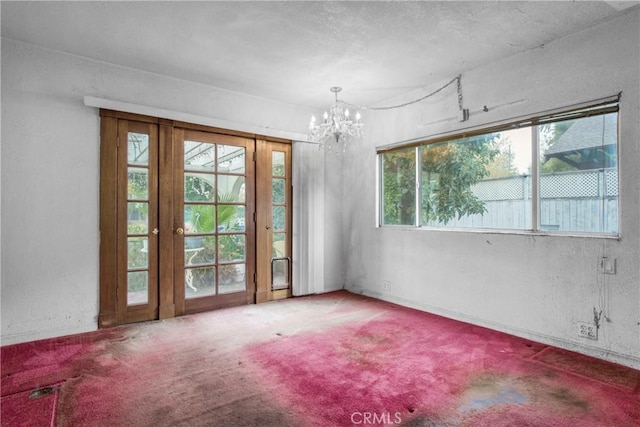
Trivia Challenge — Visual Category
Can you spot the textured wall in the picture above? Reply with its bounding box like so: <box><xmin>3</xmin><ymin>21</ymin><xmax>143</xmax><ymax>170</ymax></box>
<box><xmin>0</xmin><ymin>39</ymin><xmax>316</xmax><ymax>344</ymax></box>
<box><xmin>342</xmin><ymin>9</ymin><xmax>640</xmax><ymax>369</ymax></box>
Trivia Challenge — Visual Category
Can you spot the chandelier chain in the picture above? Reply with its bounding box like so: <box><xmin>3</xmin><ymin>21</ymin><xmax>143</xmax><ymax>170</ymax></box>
<box><xmin>342</xmin><ymin>74</ymin><xmax>462</xmax><ymax>111</ymax></box>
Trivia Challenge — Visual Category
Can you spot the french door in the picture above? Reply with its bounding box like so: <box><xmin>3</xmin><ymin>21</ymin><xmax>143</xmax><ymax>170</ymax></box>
<box><xmin>99</xmin><ymin>111</ymin><xmax>290</xmax><ymax>327</ymax></box>
<box><xmin>117</xmin><ymin>119</ymin><xmax>159</xmax><ymax>324</ymax></box>
<box><xmin>256</xmin><ymin>139</ymin><xmax>292</xmax><ymax>302</ymax></box>
<box><xmin>173</xmin><ymin>129</ymin><xmax>255</xmax><ymax>314</ymax></box>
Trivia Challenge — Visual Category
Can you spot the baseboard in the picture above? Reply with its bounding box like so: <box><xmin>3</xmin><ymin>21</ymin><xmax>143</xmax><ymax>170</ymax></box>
<box><xmin>292</xmin><ymin>283</ymin><xmax>344</xmax><ymax>297</ymax></box>
<box><xmin>1</xmin><ymin>323</ymin><xmax>98</xmax><ymax>347</ymax></box>
<box><xmin>322</xmin><ymin>283</ymin><xmax>345</xmax><ymax>293</ymax></box>
<box><xmin>98</xmin><ymin>311</ymin><xmax>117</xmax><ymax>328</ymax></box>
<box><xmin>352</xmin><ymin>288</ymin><xmax>640</xmax><ymax>371</ymax></box>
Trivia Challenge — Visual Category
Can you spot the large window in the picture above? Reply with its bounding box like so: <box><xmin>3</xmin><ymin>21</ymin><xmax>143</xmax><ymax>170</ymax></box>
<box><xmin>379</xmin><ymin>100</ymin><xmax>619</xmax><ymax>235</ymax></box>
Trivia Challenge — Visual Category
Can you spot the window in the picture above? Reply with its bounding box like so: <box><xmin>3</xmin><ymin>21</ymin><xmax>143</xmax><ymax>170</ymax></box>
<box><xmin>379</xmin><ymin>99</ymin><xmax>619</xmax><ymax>235</ymax></box>
<box><xmin>381</xmin><ymin>147</ymin><xmax>415</xmax><ymax>225</ymax></box>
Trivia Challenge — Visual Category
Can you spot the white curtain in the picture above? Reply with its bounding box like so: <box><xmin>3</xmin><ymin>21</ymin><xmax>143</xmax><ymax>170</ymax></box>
<box><xmin>292</xmin><ymin>141</ymin><xmax>325</xmax><ymax>295</ymax></box>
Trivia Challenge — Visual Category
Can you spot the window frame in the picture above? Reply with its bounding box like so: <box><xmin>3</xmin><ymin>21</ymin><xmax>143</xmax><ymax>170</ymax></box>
<box><xmin>377</xmin><ymin>96</ymin><xmax>621</xmax><ymax>237</ymax></box>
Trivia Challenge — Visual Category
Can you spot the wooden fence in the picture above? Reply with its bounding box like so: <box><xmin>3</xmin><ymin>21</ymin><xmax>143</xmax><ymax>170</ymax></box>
<box><xmin>423</xmin><ymin>168</ymin><xmax>618</xmax><ymax>233</ymax></box>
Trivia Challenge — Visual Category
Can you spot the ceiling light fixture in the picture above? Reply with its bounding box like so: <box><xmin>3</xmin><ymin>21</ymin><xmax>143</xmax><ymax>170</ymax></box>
<box><xmin>307</xmin><ymin>75</ymin><xmax>467</xmax><ymax>152</ymax></box>
<box><xmin>309</xmin><ymin>87</ymin><xmax>364</xmax><ymax>152</ymax></box>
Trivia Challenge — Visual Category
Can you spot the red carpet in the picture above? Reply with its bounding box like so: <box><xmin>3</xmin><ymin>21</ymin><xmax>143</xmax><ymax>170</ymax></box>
<box><xmin>532</xmin><ymin>346</ymin><xmax>640</xmax><ymax>390</ymax></box>
<box><xmin>1</xmin><ymin>291</ymin><xmax>639</xmax><ymax>426</ymax></box>
<box><xmin>1</xmin><ymin>383</ymin><xmax>60</xmax><ymax>427</ymax></box>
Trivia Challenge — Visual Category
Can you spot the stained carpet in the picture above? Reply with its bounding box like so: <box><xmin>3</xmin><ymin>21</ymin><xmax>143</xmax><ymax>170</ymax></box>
<box><xmin>1</xmin><ymin>291</ymin><xmax>639</xmax><ymax>426</ymax></box>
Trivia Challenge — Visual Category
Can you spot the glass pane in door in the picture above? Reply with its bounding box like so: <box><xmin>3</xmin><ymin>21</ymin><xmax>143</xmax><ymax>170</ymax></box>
<box><xmin>272</xmin><ymin>258</ymin><xmax>289</xmax><ymax>290</ymax></box>
<box><xmin>269</xmin><ymin>148</ymin><xmax>290</xmax><ymax>294</ymax></box>
<box><xmin>184</xmin><ymin>141</ymin><xmax>215</xmax><ymax>171</ymax></box>
<box><xmin>273</xmin><ymin>233</ymin><xmax>285</xmax><ymax>258</ymax></box>
<box><xmin>183</xmin><ymin>140</ymin><xmax>247</xmax><ymax>299</ymax></box>
<box><xmin>272</xmin><ymin>206</ymin><xmax>285</xmax><ymax>231</ymax></box>
<box><xmin>219</xmin><ymin>264</ymin><xmax>245</xmax><ymax>294</ymax></box>
<box><xmin>128</xmin><ymin>133</ymin><xmax>149</xmax><ymax>165</ymax></box>
<box><xmin>127</xmin><ymin>237</ymin><xmax>148</xmax><ymax>269</ymax></box>
<box><xmin>127</xmin><ymin>132</ymin><xmax>150</xmax><ymax>305</ymax></box>
<box><xmin>272</xmin><ymin>151</ymin><xmax>285</xmax><ymax>176</ymax></box>
<box><xmin>272</xmin><ymin>178</ymin><xmax>285</xmax><ymax>203</ymax></box>
<box><xmin>127</xmin><ymin>271</ymin><xmax>148</xmax><ymax>305</ymax></box>
<box><xmin>128</xmin><ymin>168</ymin><xmax>148</xmax><ymax>199</ymax></box>
<box><xmin>184</xmin><ymin>173</ymin><xmax>216</xmax><ymax>202</ymax></box>
<box><xmin>185</xmin><ymin>266</ymin><xmax>216</xmax><ymax>298</ymax></box>
<box><xmin>218</xmin><ymin>175</ymin><xmax>246</xmax><ymax>203</ymax></box>
<box><xmin>218</xmin><ymin>145</ymin><xmax>245</xmax><ymax>173</ymax></box>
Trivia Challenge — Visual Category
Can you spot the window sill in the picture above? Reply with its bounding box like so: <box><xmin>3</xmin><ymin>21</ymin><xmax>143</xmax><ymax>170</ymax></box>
<box><xmin>376</xmin><ymin>225</ymin><xmax>621</xmax><ymax>241</ymax></box>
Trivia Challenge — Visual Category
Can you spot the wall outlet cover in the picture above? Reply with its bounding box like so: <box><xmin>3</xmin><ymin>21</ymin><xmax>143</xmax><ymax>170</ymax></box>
<box><xmin>600</xmin><ymin>257</ymin><xmax>617</xmax><ymax>274</ymax></box>
<box><xmin>577</xmin><ymin>322</ymin><xmax>598</xmax><ymax>340</ymax></box>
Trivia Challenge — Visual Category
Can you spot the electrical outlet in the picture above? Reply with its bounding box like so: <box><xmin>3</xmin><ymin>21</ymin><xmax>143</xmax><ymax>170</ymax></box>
<box><xmin>600</xmin><ymin>257</ymin><xmax>616</xmax><ymax>275</ymax></box>
<box><xmin>382</xmin><ymin>280</ymin><xmax>391</xmax><ymax>292</ymax></box>
<box><xmin>577</xmin><ymin>322</ymin><xmax>598</xmax><ymax>340</ymax></box>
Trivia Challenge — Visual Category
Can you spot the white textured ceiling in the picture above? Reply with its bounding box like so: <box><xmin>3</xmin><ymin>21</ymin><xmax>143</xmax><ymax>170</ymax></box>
<box><xmin>2</xmin><ymin>1</ymin><xmax>637</xmax><ymax>109</ymax></box>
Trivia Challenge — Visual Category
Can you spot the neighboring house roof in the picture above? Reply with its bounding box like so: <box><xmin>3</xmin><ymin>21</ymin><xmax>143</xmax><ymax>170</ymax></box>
<box><xmin>544</xmin><ymin>114</ymin><xmax>617</xmax><ymax>169</ymax></box>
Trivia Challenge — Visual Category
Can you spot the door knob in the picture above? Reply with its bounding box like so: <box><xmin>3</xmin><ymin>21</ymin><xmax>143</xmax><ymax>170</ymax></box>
<box><xmin>176</xmin><ymin>227</ymin><xmax>184</xmax><ymax>235</ymax></box>
<box><xmin>152</xmin><ymin>228</ymin><xmax>159</xmax><ymax>235</ymax></box>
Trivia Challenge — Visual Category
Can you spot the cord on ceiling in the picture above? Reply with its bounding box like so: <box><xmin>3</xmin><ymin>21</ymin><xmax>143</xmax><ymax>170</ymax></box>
<box><xmin>343</xmin><ymin>74</ymin><xmax>464</xmax><ymax>112</ymax></box>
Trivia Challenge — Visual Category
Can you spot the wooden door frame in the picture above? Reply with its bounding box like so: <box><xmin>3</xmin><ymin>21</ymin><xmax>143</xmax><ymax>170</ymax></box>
<box><xmin>116</xmin><ymin>119</ymin><xmax>159</xmax><ymax>324</ymax></box>
<box><xmin>99</xmin><ymin>109</ymin><xmax>291</xmax><ymax>328</ymax></box>
<box><xmin>100</xmin><ymin>110</ymin><xmax>162</xmax><ymax>327</ymax></box>
<box><xmin>99</xmin><ymin>112</ymin><xmax>119</xmax><ymax>328</ymax></box>
<box><xmin>158</xmin><ymin>119</ymin><xmax>176</xmax><ymax>319</ymax></box>
<box><xmin>255</xmin><ymin>139</ymin><xmax>293</xmax><ymax>303</ymax></box>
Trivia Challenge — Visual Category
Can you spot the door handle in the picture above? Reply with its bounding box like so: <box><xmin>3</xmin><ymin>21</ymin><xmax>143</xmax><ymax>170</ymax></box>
<box><xmin>266</xmin><ymin>225</ymin><xmax>271</xmax><ymax>230</ymax></box>
<box><xmin>152</xmin><ymin>228</ymin><xmax>159</xmax><ymax>235</ymax></box>
<box><xmin>175</xmin><ymin>227</ymin><xmax>184</xmax><ymax>235</ymax></box>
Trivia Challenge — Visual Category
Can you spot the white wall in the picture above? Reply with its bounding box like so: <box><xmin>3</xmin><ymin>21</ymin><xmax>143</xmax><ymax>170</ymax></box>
<box><xmin>0</xmin><ymin>38</ymin><xmax>339</xmax><ymax>345</ymax></box>
<box><xmin>343</xmin><ymin>9</ymin><xmax>640</xmax><ymax>369</ymax></box>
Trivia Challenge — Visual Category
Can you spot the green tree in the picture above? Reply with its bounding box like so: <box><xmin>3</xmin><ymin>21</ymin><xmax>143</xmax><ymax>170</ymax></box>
<box><xmin>421</xmin><ymin>134</ymin><xmax>500</xmax><ymax>224</ymax></box>
<box><xmin>486</xmin><ymin>136</ymin><xmax>518</xmax><ymax>178</ymax></box>
<box><xmin>382</xmin><ymin>149</ymin><xmax>416</xmax><ymax>225</ymax></box>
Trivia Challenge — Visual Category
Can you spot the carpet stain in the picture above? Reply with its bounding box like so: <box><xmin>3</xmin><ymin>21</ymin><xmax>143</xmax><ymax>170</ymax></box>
<box><xmin>458</xmin><ymin>374</ymin><xmax>528</xmax><ymax>413</ymax></box>
<box><xmin>546</xmin><ymin>387</ymin><xmax>589</xmax><ymax>411</ymax></box>
<box><xmin>459</xmin><ymin>389</ymin><xmax>528</xmax><ymax>412</ymax></box>
<box><xmin>400</xmin><ymin>413</ymin><xmax>453</xmax><ymax>426</ymax></box>
<box><xmin>338</xmin><ymin>332</ymin><xmax>395</xmax><ymax>366</ymax></box>
<box><xmin>458</xmin><ymin>372</ymin><xmax>594</xmax><ymax>415</ymax></box>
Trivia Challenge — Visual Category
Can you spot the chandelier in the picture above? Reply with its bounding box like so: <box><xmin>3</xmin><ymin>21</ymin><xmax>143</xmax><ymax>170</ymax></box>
<box><xmin>309</xmin><ymin>87</ymin><xmax>364</xmax><ymax>152</ymax></box>
<box><xmin>307</xmin><ymin>75</ymin><xmax>466</xmax><ymax>152</ymax></box>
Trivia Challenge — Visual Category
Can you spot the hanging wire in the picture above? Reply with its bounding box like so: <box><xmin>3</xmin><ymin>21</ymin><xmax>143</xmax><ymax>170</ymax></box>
<box><xmin>342</xmin><ymin>74</ymin><xmax>462</xmax><ymax>111</ymax></box>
